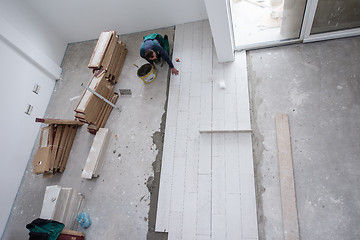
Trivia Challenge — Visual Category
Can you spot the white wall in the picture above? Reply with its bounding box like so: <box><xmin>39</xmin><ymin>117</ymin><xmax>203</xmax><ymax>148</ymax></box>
<box><xmin>204</xmin><ymin>0</ymin><xmax>235</xmax><ymax>62</ymax></box>
<box><xmin>0</xmin><ymin>38</ymin><xmax>55</xmax><ymax>236</ymax></box>
<box><xmin>0</xmin><ymin>0</ymin><xmax>65</xmax><ymax>236</ymax></box>
<box><xmin>25</xmin><ymin>0</ymin><xmax>208</xmax><ymax>43</ymax></box>
<box><xmin>1</xmin><ymin>0</ymin><xmax>67</xmax><ymax>65</ymax></box>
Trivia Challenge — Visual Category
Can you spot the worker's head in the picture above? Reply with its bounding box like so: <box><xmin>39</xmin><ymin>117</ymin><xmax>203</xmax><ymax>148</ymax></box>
<box><xmin>145</xmin><ymin>50</ymin><xmax>156</xmax><ymax>60</ymax></box>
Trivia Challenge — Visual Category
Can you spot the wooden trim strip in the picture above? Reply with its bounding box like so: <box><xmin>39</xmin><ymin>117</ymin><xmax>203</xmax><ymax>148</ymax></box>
<box><xmin>275</xmin><ymin>114</ymin><xmax>300</xmax><ymax>240</ymax></box>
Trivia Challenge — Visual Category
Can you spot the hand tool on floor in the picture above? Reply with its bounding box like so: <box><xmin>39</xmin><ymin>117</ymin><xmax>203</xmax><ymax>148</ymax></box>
<box><xmin>80</xmin><ymin>83</ymin><xmax>121</xmax><ymax>112</ymax></box>
<box><xmin>119</xmin><ymin>89</ymin><xmax>132</xmax><ymax>96</ymax></box>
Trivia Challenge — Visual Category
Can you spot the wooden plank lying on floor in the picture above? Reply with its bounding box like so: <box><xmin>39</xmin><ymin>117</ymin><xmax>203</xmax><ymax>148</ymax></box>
<box><xmin>35</xmin><ymin>118</ymin><xmax>83</xmax><ymax>125</ymax></box>
<box><xmin>275</xmin><ymin>114</ymin><xmax>300</xmax><ymax>240</ymax></box>
<box><xmin>82</xmin><ymin>128</ymin><xmax>110</xmax><ymax>179</ymax></box>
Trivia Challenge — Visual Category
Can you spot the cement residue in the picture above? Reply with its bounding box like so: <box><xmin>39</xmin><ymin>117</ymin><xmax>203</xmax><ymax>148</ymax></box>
<box><xmin>247</xmin><ymin>56</ymin><xmax>266</xmax><ymax>240</ymax></box>
<box><xmin>147</xmin><ymin>28</ymin><xmax>174</xmax><ymax>240</ymax></box>
<box><xmin>146</xmin><ymin>111</ymin><xmax>168</xmax><ymax>240</ymax></box>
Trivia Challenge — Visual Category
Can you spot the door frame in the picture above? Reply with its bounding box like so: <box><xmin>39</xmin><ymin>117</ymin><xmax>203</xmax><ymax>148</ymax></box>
<box><xmin>301</xmin><ymin>0</ymin><xmax>360</xmax><ymax>43</ymax></box>
<box><xmin>233</xmin><ymin>0</ymin><xmax>360</xmax><ymax>51</ymax></box>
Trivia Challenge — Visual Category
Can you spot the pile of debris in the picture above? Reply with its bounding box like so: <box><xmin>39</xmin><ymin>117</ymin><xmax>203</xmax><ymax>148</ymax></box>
<box><xmin>32</xmin><ymin>118</ymin><xmax>83</xmax><ymax>175</ymax></box>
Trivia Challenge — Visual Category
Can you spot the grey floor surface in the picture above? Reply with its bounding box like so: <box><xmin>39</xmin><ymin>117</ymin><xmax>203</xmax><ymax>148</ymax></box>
<box><xmin>2</xmin><ymin>24</ymin><xmax>360</xmax><ymax>240</ymax></box>
<box><xmin>2</xmin><ymin>27</ymin><xmax>174</xmax><ymax>240</ymax></box>
<box><xmin>248</xmin><ymin>36</ymin><xmax>360</xmax><ymax>240</ymax></box>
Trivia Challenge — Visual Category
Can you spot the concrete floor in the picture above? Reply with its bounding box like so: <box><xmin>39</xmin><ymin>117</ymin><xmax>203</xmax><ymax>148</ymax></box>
<box><xmin>2</xmin><ymin>27</ymin><xmax>174</xmax><ymax>240</ymax></box>
<box><xmin>2</xmin><ymin>23</ymin><xmax>360</xmax><ymax>240</ymax></box>
<box><xmin>248</xmin><ymin>36</ymin><xmax>360</xmax><ymax>240</ymax></box>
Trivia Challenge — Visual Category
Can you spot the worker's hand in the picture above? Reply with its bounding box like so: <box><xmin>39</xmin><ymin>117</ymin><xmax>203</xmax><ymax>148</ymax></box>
<box><xmin>171</xmin><ymin>68</ymin><xmax>179</xmax><ymax>75</ymax></box>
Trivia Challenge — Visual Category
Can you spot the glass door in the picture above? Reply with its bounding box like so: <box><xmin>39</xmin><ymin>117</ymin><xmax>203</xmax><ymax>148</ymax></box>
<box><xmin>230</xmin><ymin>0</ymin><xmax>308</xmax><ymax>49</ymax></box>
<box><xmin>303</xmin><ymin>0</ymin><xmax>360</xmax><ymax>42</ymax></box>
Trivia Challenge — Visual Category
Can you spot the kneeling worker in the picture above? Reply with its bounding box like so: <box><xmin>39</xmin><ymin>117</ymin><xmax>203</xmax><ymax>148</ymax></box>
<box><xmin>140</xmin><ymin>33</ymin><xmax>179</xmax><ymax>75</ymax></box>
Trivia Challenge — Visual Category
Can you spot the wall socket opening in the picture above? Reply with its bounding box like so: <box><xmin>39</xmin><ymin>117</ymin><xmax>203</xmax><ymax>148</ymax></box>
<box><xmin>33</xmin><ymin>83</ymin><xmax>40</xmax><ymax>94</ymax></box>
<box><xmin>25</xmin><ymin>104</ymin><xmax>33</xmax><ymax>115</ymax></box>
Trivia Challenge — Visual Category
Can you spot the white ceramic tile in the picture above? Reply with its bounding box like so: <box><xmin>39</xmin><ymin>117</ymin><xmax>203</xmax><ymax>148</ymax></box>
<box><xmin>198</xmin><ymin>134</ymin><xmax>212</xmax><ymax>174</ymax></box>
<box><xmin>212</xmin><ymin>214</ymin><xmax>226</xmax><ymax>240</ymax></box>
<box><xmin>212</xmin><ymin>155</ymin><xmax>226</xmax><ymax>216</ymax></box>
<box><xmin>168</xmin><ymin>211</ymin><xmax>183</xmax><ymax>240</ymax></box>
<box><xmin>199</xmin><ymin>81</ymin><xmax>212</xmax><ymax>131</ymax></box>
<box><xmin>170</xmin><ymin>156</ymin><xmax>186</xmax><ymax>212</ymax></box>
<box><xmin>225</xmin><ymin>134</ymin><xmax>241</xmax><ymax>194</ymax></box>
<box><xmin>240</xmin><ymin>174</ymin><xmax>259</xmax><ymax>239</ymax></box>
<box><xmin>197</xmin><ymin>174</ymin><xmax>211</xmax><ymax>236</ymax></box>
<box><xmin>185</xmin><ymin>138</ymin><xmax>200</xmax><ymax>193</ymax></box>
<box><xmin>226</xmin><ymin>193</ymin><xmax>243</xmax><ymax>240</ymax></box>
<box><xmin>238</xmin><ymin>133</ymin><xmax>255</xmax><ymax>175</ymax></box>
<box><xmin>182</xmin><ymin>192</ymin><xmax>197</xmax><ymax>239</ymax></box>
<box><xmin>212</xmin><ymin>133</ymin><xmax>225</xmax><ymax>157</ymax></box>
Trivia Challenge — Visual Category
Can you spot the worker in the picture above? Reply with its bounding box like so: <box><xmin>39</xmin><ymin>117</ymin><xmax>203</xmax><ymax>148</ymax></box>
<box><xmin>140</xmin><ymin>33</ymin><xmax>179</xmax><ymax>75</ymax></box>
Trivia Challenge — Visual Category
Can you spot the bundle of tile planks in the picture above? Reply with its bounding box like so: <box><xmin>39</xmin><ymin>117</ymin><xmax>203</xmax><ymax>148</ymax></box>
<box><xmin>40</xmin><ymin>185</ymin><xmax>84</xmax><ymax>230</ymax></box>
<box><xmin>74</xmin><ymin>31</ymin><xmax>127</xmax><ymax>134</ymax></box>
<box><xmin>32</xmin><ymin>118</ymin><xmax>83</xmax><ymax>176</ymax></box>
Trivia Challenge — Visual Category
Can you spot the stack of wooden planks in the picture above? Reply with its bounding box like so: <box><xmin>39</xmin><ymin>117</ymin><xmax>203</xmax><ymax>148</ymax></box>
<box><xmin>74</xmin><ymin>74</ymin><xmax>119</xmax><ymax>134</ymax></box>
<box><xmin>81</xmin><ymin>128</ymin><xmax>110</xmax><ymax>179</ymax></box>
<box><xmin>40</xmin><ymin>185</ymin><xmax>84</xmax><ymax>230</ymax></box>
<box><xmin>74</xmin><ymin>30</ymin><xmax>126</xmax><ymax>134</ymax></box>
<box><xmin>88</xmin><ymin>31</ymin><xmax>127</xmax><ymax>85</ymax></box>
<box><xmin>32</xmin><ymin>118</ymin><xmax>83</xmax><ymax>175</ymax></box>
<box><xmin>58</xmin><ymin>229</ymin><xmax>85</xmax><ymax>240</ymax></box>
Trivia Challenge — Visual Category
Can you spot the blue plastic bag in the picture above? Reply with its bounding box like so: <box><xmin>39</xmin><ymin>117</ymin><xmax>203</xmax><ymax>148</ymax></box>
<box><xmin>77</xmin><ymin>212</ymin><xmax>92</xmax><ymax>228</ymax></box>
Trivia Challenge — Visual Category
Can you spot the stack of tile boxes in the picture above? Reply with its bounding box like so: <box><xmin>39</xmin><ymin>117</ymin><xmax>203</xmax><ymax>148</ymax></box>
<box><xmin>32</xmin><ymin>118</ymin><xmax>83</xmax><ymax>175</ymax></box>
<box><xmin>40</xmin><ymin>185</ymin><xmax>84</xmax><ymax>230</ymax></box>
<box><xmin>74</xmin><ymin>31</ymin><xmax>127</xmax><ymax>134</ymax></box>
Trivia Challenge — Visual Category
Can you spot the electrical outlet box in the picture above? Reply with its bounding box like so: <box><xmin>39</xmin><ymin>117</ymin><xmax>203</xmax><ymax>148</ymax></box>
<box><xmin>25</xmin><ymin>104</ymin><xmax>33</xmax><ymax>115</ymax></box>
<box><xmin>33</xmin><ymin>83</ymin><xmax>40</xmax><ymax>94</ymax></box>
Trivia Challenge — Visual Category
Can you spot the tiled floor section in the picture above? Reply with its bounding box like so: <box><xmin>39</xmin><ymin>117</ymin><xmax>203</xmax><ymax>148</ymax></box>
<box><xmin>156</xmin><ymin>20</ymin><xmax>258</xmax><ymax>239</ymax></box>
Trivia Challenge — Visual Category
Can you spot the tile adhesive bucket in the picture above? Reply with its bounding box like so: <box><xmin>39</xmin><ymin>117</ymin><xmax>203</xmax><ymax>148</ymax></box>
<box><xmin>137</xmin><ymin>63</ymin><xmax>157</xmax><ymax>84</ymax></box>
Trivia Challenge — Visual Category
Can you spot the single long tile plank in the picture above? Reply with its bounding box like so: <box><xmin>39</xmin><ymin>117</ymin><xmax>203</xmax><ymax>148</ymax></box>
<box><xmin>156</xmin><ymin>126</ymin><xmax>176</xmax><ymax>231</ymax></box>
<box><xmin>275</xmin><ymin>114</ymin><xmax>300</xmax><ymax>240</ymax></box>
<box><xmin>212</xmin><ymin>133</ymin><xmax>225</xmax><ymax>158</ymax></box>
<box><xmin>225</xmin><ymin>133</ymin><xmax>241</xmax><ymax>194</ymax></box>
<box><xmin>238</xmin><ymin>133</ymin><xmax>256</xmax><ymax>175</ymax></box>
<box><xmin>188</xmin><ymin>96</ymin><xmax>201</xmax><ymax>138</ymax></box>
<box><xmin>197</xmin><ymin>235</ymin><xmax>211</xmax><ymax>240</ymax></box>
<box><xmin>212</xmin><ymin>133</ymin><xmax>226</xmax><ymax>239</ymax></box>
<box><xmin>182</xmin><ymin>192</ymin><xmax>197</xmax><ymax>239</ymax></box>
<box><xmin>240</xmin><ymin>173</ymin><xmax>259</xmax><ymax>239</ymax></box>
<box><xmin>199</xmin><ymin>81</ymin><xmax>213</xmax><ymax>131</ymax></box>
<box><xmin>226</xmin><ymin>193</ymin><xmax>243</xmax><ymax>240</ymax></box>
<box><xmin>170</xmin><ymin>156</ymin><xmax>186</xmax><ymax>212</ymax></box>
<box><xmin>234</xmin><ymin>51</ymin><xmax>251</xmax><ymax>130</ymax></box>
<box><xmin>186</xmin><ymin>96</ymin><xmax>201</xmax><ymax>193</ymax></box>
<box><xmin>223</xmin><ymin>61</ymin><xmax>238</xmax><ymax>131</ymax></box>
<box><xmin>155</xmin><ymin>172</ymin><xmax>173</xmax><ymax>232</ymax></box>
<box><xmin>212</xmin><ymin>155</ymin><xmax>226</xmax><ymax>216</ymax></box>
<box><xmin>197</xmin><ymin>174</ymin><xmax>212</xmax><ymax>236</ymax></box>
<box><xmin>168</xmin><ymin>211</ymin><xmax>183</xmax><ymax>240</ymax></box>
<box><xmin>212</xmin><ymin>214</ymin><xmax>226</xmax><ymax>240</ymax></box>
<box><xmin>156</xmin><ymin>23</ymin><xmax>185</xmax><ymax>232</ymax></box>
<box><xmin>212</xmin><ymin>51</ymin><xmax>225</xmax><ymax>130</ymax></box>
<box><xmin>198</xmin><ymin>134</ymin><xmax>212</xmax><ymax>174</ymax></box>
